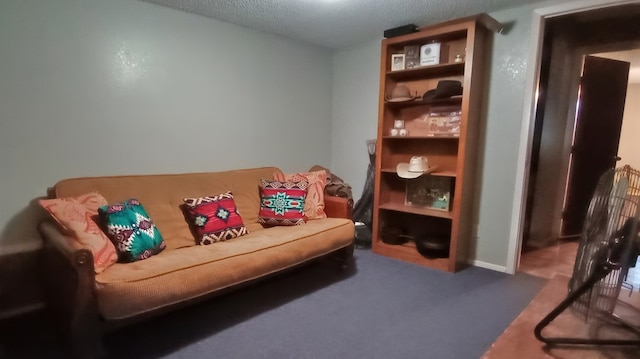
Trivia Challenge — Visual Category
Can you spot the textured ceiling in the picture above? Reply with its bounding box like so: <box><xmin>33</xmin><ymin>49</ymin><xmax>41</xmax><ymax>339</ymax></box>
<box><xmin>140</xmin><ymin>0</ymin><xmax>544</xmax><ymax>49</ymax></box>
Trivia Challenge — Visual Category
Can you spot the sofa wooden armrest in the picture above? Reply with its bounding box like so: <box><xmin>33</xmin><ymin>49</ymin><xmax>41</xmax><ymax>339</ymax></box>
<box><xmin>324</xmin><ymin>195</ymin><xmax>353</xmax><ymax>220</ymax></box>
<box><xmin>38</xmin><ymin>221</ymin><xmax>105</xmax><ymax>358</ymax></box>
<box><xmin>39</xmin><ymin>221</ymin><xmax>94</xmax><ymax>269</ymax></box>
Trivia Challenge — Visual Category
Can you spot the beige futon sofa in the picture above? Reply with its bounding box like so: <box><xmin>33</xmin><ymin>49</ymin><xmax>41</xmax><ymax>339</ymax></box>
<box><xmin>38</xmin><ymin>166</ymin><xmax>355</xmax><ymax>358</ymax></box>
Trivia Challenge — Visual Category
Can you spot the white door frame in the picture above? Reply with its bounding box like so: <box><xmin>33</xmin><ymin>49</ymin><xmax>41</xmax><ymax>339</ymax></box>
<box><xmin>506</xmin><ymin>0</ymin><xmax>640</xmax><ymax>274</ymax></box>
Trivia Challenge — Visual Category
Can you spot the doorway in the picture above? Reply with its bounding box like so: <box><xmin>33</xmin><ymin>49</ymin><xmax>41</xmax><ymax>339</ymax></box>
<box><xmin>516</xmin><ymin>4</ymin><xmax>640</xmax><ymax>279</ymax></box>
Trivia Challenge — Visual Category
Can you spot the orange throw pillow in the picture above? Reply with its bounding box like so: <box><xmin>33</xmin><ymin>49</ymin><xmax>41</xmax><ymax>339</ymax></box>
<box><xmin>39</xmin><ymin>192</ymin><xmax>118</xmax><ymax>273</ymax></box>
<box><xmin>274</xmin><ymin>170</ymin><xmax>327</xmax><ymax>220</ymax></box>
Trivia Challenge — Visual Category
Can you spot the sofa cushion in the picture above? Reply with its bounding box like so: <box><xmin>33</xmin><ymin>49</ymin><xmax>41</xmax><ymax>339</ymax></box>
<box><xmin>183</xmin><ymin>191</ymin><xmax>248</xmax><ymax>245</ymax></box>
<box><xmin>99</xmin><ymin>199</ymin><xmax>166</xmax><ymax>262</ymax></box>
<box><xmin>51</xmin><ymin>167</ymin><xmax>282</xmax><ymax>250</ymax></box>
<box><xmin>258</xmin><ymin>178</ymin><xmax>308</xmax><ymax>226</ymax></box>
<box><xmin>274</xmin><ymin>170</ymin><xmax>327</xmax><ymax>220</ymax></box>
<box><xmin>39</xmin><ymin>192</ymin><xmax>118</xmax><ymax>273</ymax></box>
<box><xmin>94</xmin><ymin>218</ymin><xmax>354</xmax><ymax>320</ymax></box>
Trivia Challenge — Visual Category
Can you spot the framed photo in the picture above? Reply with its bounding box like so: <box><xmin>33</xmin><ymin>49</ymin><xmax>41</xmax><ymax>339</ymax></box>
<box><xmin>391</xmin><ymin>54</ymin><xmax>405</xmax><ymax>71</ymax></box>
<box><xmin>403</xmin><ymin>45</ymin><xmax>420</xmax><ymax>69</ymax></box>
<box><xmin>405</xmin><ymin>175</ymin><xmax>453</xmax><ymax>211</ymax></box>
<box><xmin>420</xmin><ymin>42</ymin><xmax>441</xmax><ymax>66</ymax></box>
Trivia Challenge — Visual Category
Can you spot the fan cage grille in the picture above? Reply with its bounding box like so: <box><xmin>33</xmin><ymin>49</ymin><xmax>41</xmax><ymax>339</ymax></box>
<box><xmin>570</xmin><ymin>166</ymin><xmax>640</xmax><ymax>321</ymax></box>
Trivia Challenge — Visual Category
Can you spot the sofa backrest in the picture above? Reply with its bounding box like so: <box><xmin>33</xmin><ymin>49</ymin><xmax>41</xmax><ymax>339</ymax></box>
<box><xmin>52</xmin><ymin>167</ymin><xmax>282</xmax><ymax>250</ymax></box>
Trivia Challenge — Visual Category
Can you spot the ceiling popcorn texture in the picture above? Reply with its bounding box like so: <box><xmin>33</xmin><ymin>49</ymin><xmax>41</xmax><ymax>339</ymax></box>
<box><xmin>140</xmin><ymin>0</ymin><xmax>545</xmax><ymax>49</ymax></box>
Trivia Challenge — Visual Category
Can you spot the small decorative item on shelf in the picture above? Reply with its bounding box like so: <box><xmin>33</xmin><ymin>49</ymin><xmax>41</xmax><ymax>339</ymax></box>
<box><xmin>404</xmin><ymin>45</ymin><xmax>420</xmax><ymax>69</ymax></box>
<box><xmin>399</xmin><ymin>128</ymin><xmax>408</xmax><ymax>136</ymax></box>
<box><xmin>454</xmin><ymin>54</ymin><xmax>464</xmax><ymax>63</ymax></box>
<box><xmin>405</xmin><ymin>175</ymin><xmax>453</xmax><ymax>211</ymax></box>
<box><xmin>391</xmin><ymin>118</ymin><xmax>407</xmax><ymax>137</ymax></box>
<box><xmin>391</xmin><ymin>54</ymin><xmax>406</xmax><ymax>71</ymax></box>
<box><xmin>420</xmin><ymin>42</ymin><xmax>441</xmax><ymax>66</ymax></box>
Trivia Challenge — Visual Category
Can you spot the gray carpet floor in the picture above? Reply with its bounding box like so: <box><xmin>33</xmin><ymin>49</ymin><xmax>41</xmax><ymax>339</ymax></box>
<box><xmin>0</xmin><ymin>249</ymin><xmax>546</xmax><ymax>359</ymax></box>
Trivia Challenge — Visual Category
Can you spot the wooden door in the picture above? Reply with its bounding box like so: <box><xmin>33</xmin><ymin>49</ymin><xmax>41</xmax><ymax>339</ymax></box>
<box><xmin>561</xmin><ymin>56</ymin><xmax>630</xmax><ymax>236</ymax></box>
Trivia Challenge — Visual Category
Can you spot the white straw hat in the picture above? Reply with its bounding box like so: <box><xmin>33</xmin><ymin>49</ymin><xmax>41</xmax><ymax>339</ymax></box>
<box><xmin>396</xmin><ymin>156</ymin><xmax>433</xmax><ymax>179</ymax></box>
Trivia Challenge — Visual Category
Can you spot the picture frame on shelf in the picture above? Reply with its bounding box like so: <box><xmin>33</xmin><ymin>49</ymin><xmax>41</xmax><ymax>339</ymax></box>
<box><xmin>403</xmin><ymin>45</ymin><xmax>420</xmax><ymax>69</ymax></box>
<box><xmin>420</xmin><ymin>42</ymin><xmax>441</xmax><ymax>66</ymax></box>
<box><xmin>405</xmin><ymin>175</ymin><xmax>452</xmax><ymax>211</ymax></box>
<box><xmin>404</xmin><ymin>106</ymin><xmax>461</xmax><ymax>137</ymax></box>
<box><xmin>426</xmin><ymin>108</ymin><xmax>462</xmax><ymax>137</ymax></box>
<box><xmin>391</xmin><ymin>54</ymin><xmax>406</xmax><ymax>71</ymax></box>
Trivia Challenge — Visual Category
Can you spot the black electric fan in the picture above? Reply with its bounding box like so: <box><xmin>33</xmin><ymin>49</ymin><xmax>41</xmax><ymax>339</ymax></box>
<box><xmin>535</xmin><ymin>165</ymin><xmax>640</xmax><ymax>347</ymax></box>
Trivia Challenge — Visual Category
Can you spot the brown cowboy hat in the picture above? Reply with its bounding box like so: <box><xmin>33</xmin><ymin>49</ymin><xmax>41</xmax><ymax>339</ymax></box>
<box><xmin>386</xmin><ymin>84</ymin><xmax>418</xmax><ymax>102</ymax></box>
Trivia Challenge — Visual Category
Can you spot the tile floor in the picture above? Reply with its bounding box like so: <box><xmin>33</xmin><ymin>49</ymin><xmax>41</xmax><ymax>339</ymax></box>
<box><xmin>518</xmin><ymin>240</ymin><xmax>579</xmax><ymax>279</ymax></box>
<box><xmin>485</xmin><ymin>242</ymin><xmax>640</xmax><ymax>358</ymax></box>
<box><xmin>518</xmin><ymin>240</ymin><xmax>640</xmax><ymax>291</ymax></box>
<box><xmin>483</xmin><ymin>274</ymin><xmax>640</xmax><ymax>359</ymax></box>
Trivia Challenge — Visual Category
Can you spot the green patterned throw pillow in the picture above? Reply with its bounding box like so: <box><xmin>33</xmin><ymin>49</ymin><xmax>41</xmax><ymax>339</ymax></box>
<box><xmin>99</xmin><ymin>198</ymin><xmax>166</xmax><ymax>262</ymax></box>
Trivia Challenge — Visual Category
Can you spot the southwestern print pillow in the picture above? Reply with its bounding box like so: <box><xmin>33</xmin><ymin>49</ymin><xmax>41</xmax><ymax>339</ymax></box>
<box><xmin>183</xmin><ymin>191</ymin><xmax>248</xmax><ymax>245</ymax></box>
<box><xmin>258</xmin><ymin>178</ymin><xmax>308</xmax><ymax>226</ymax></box>
<box><xmin>99</xmin><ymin>198</ymin><xmax>165</xmax><ymax>263</ymax></box>
<box><xmin>273</xmin><ymin>170</ymin><xmax>327</xmax><ymax>220</ymax></box>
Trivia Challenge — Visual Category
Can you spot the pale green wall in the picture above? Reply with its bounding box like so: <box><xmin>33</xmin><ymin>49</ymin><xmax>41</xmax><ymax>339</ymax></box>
<box><xmin>0</xmin><ymin>0</ymin><xmax>333</xmax><ymax>251</ymax></box>
<box><xmin>0</xmin><ymin>0</ymin><xmax>581</xmax><ymax>271</ymax></box>
<box><xmin>472</xmin><ymin>5</ymin><xmax>536</xmax><ymax>268</ymax></box>
<box><xmin>331</xmin><ymin>39</ymin><xmax>381</xmax><ymax>201</ymax></box>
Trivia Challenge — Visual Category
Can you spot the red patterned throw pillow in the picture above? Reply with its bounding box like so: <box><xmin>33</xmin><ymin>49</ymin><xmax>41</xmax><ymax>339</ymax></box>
<box><xmin>274</xmin><ymin>170</ymin><xmax>327</xmax><ymax>220</ymax></box>
<box><xmin>258</xmin><ymin>179</ymin><xmax>308</xmax><ymax>226</ymax></box>
<box><xmin>183</xmin><ymin>191</ymin><xmax>248</xmax><ymax>245</ymax></box>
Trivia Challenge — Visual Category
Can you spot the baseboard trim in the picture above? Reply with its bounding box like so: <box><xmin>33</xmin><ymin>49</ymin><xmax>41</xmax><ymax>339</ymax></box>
<box><xmin>0</xmin><ymin>302</ymin><xmax>44</xmax><ymax>319</ymax></box>
<box><xmin>0</xmin><ymin>241</ymin><xmax>42</xmax><ymax>256</ymax></box>
<box><xmin>469</xmin><ymin>259</ymin><xmax>507</xmax><ymax>273</ymax></box>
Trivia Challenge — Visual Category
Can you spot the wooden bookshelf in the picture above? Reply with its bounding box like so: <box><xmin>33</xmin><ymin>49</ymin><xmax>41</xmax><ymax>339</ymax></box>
<box><xmin>372</xmin><ymin>14</ymin><xmax>501</xmax><ymax>272</ymax></box>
